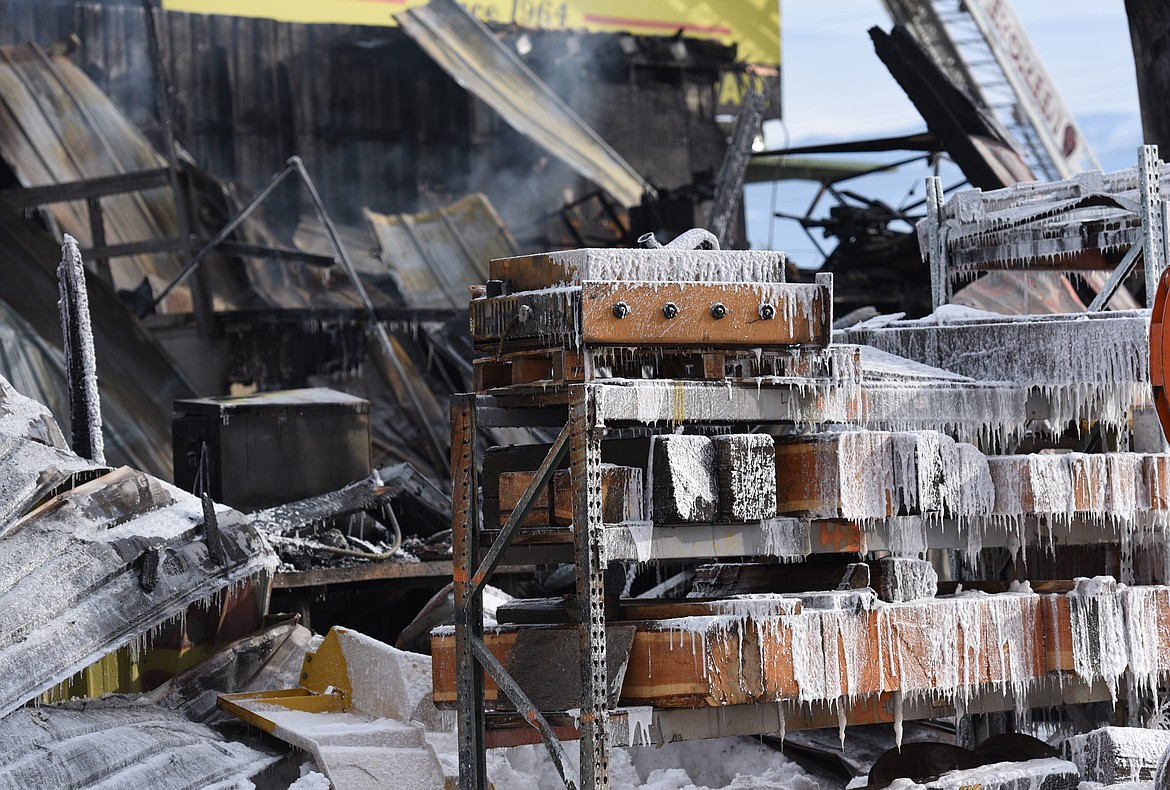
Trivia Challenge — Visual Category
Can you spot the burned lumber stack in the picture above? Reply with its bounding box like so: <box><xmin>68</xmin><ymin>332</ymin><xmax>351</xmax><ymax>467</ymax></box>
<box><xmin>442</xmin><ymin>205</ymin><xmax>1170</xmax><ymax>790</ymax></box>
<box><xmin>470</xmin><ymin>243</ymin><xmax>831</xmax><ymax>387</ymax></box>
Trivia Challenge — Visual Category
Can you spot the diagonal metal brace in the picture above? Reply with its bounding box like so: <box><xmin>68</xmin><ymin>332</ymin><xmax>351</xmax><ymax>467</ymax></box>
<box><xmin>470</xmin><ymin>636</ymin><xmax>578</xmax><ymax>790</ymax></box>
<box><xmin>466</xmin><ymin>422</ymin><xmax>569</xmax><ymax>604</ymax></box>
<box><xmin>1087</xmin><ymin>242</ymin><xmax>1143</xmax><ymax>312</ymax></box>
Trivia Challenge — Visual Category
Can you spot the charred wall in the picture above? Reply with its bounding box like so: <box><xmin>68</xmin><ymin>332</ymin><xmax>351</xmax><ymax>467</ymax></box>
<box><xmin>0</xmin><ymin>1</ymin><xmax>736</xmax><ymax>243</ymax></box>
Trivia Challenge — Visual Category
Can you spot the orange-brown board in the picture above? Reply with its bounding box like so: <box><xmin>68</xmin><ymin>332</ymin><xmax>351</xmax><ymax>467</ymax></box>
<box><xmin>579</xmin><ymin>281</ymin><xmax>828</xmax><ymax>347</ymax></box>
<box><xmin>775</xmin><ymin>433</ymin><xmax>895</xmax><ymax>519</ymax></box>
<box><xmin>431</xmin><ymin>590</ymin><xmax>1170</xmax><ymax>712</ymax></box>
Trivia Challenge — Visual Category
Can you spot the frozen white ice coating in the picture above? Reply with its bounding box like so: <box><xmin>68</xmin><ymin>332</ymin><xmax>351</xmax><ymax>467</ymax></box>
<box><xmin>57</xmin><ymin>234</ymin><xmax>105</xmax><ymax>465</ymax></box>
<box><xmin>844</xmin><ymin>309</ymin><xmax>1152</xmax><ymax>437</ymax></box>
<box><xmin>892</xmin><ymin>431</ymin><xmax>941</xmax><ymax>515</ymax></box>
<box><xmin>982</xmin><ymin>453</ymin><xmax>1170</xmax><ymax>541</ymax></box>
<box><xmin>632</xmin><ymin>579</ymin><xmax>1170</xmax><ymax>749</ymax></box>
<box><xmin>876</xmin><ymin>557</ymin><xmax>938</xmax><ymax>603</ymax></box>
<box><xmin>758</xmin><ymin>516</ymin><xmax>810</xmax><ymax>560</ymax></box>
<box><xmin>475</xmin><ymin>734</ymin><xmax>826</xmax><ymax>790</ymax></box>
<box><xmin>856</xmin><ymin>344</ymin><xmax>974</xmax><ymax>382</ymax></box>
<box><xmin>0</xmin><ymin>375</ymin><xmax>276</xmax><ymax>720</ymax></box>
<box><xmin>0</xmin><ymin>375</ymin><xmax>69</xmax><ymax>450</ymax></box>
<box><xmin>779</xmin><ymin>430</ymin><xmax>995</xmax><ymax>533</ymax></box>
<box><xmin>527</xmin><ymin>247</ymin><xmax>788</xmax><ymax>284</ymax></box>
<box><xmin>838</xmin><ymin>431</ymin><xmax>895</xmax><ymax>520</ymax></box>
<box><xmin>921</xmin><ymin>162</ymin><xmax>1170</xmax><ymax>271</ymax></box>
<box><xmin>0</xmin><ymin>698</ymin><xmax>282</xmax><ymax>789</ymax></box>
<box><xmin>1065</xmin><ymin>726</ymin><xmax>1170</xmax><ymax>783</ymax></box>
<box><xmin>711</xmin><ymin>434</ymin><xmax>776</xmax><ymax>521</ymax></box>
<box><xmin>329</xmin><ymin>629</ymin><xmax>450</xmax><ymax>730</ymax></box>
<box><xmin>649</xmin><ymin>435</ymin><xmax>718</xmax><ymax>523</ymax></box>
<box><xmin>0</xmin><ymin>435</ymin><xmax>104</xmax><ymax>534</ymax></box>
<box><xmin>919</xmin><ymin>757</ymin><xmax>1080</xmax><ymax>789</ymax></box>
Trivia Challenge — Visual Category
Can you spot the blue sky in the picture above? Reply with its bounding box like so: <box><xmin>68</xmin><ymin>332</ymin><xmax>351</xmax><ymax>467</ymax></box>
<box><xmin>746</xmin><ymin>0</ymin><xmax>1143</xmax><ymax>263</ymax></box>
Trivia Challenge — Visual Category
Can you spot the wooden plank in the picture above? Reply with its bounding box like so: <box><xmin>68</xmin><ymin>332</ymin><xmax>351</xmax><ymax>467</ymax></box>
<box><xmin>431</xmin><ymin>625</ymin><xmax>635</xmax><ymax>710</ymax></box>
<box><xmin>579</xmin><ymin>281</ymin><xmax>829</xmax><ymax>347</ymax></box>
<box><xmin>776</xmin><ymin>433</ymin><xmax>895</xmax><ymax>520</ymax></box>
<box><xmin>495</xmin><ymin>464</ymin><xmax>642</xmax><ymax>528</ymax></box>
<box><xmin>711</xmin><ymin>434</ymin><xmax>776</xmax><ymax>522</ymax></box>
<box><xmin>473</xmin><ymin>357</ymin><xmax>513</xmax><ymax>391</ymax></box>
<box><xmin>497</xmin><ymin>470</ymin><xmax>552</xmax><ymax>528</ymax></box>
<box><xmin>650</xmin><ymin>435</ymin><xmax>718</xmax><ymax>524</ymax></box>
<box><xmin>273</xmin><ymin>560</ymin><xmax>533</xmax><ymax>589</ymax></box>
<box><xmin>1147</xmin><ymin>454</ymin><xmax>1170</xmax><ymax>510</ymax></box>
<box><xmin>0</xmin><ymin>167</ymin><xmax>171</xmax><ymax>208</ymax></box>
<box><xmin>550</xmin><ymin>465</ymin><xmax>642</xmax><ymax>526</ymax></box>
<box><xmin>495</xmin><ymin>597</ymin><xmax>804</xmax><ymax>626</ymax></box>
<box><xmin>433</xmin><ymin>593</ymin><xmax>1065</xmax><ymax>709</ymax></box>
<box><xmin>488</xmin><ymin>253</ymin><xmax>574</xmax><ymax>292</ymax></box>
<box><xmin>689</xmin><ymin>558</ymin><xmax>862</xmax><ymax>596</ymax></box>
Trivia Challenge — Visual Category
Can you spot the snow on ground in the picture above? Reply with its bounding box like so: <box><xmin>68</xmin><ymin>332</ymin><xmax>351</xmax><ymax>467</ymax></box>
<box><xmin>427</xmin><ymin>731</ymin><xmax>827</xmax><ymax>790</ymax></box>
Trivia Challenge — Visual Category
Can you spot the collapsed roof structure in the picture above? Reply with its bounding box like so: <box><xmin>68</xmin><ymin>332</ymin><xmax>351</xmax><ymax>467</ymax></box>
<box><xmin>2</xmin><ymin>0</ymin><xmax>1170</xmax><ymax>789</ymax></box>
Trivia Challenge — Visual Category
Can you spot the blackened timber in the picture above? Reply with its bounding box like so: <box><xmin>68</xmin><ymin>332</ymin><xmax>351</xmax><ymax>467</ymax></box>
<box><xmin>214</xmin><ymin>240</ymin><xmax>335</xmax><ymax>268</ymax></box>
<box><xmin>0</xmin><ymin>168</ymin><xmax>171</xmax><ymax>209</ymax></box>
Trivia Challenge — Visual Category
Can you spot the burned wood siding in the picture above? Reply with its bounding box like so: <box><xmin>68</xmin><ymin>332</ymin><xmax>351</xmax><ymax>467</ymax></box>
<box><xmin>0</xmin><ymin>1</ymin><xmax>729</xmax><ymax>237</ymax></box>
<box><xmin>163</xmin><ymin>15</ymin><xmax>470</xmax><ymax>226</ymax></box>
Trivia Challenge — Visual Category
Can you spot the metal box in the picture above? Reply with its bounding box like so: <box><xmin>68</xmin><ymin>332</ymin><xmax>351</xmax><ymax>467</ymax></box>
<box><xmin>173</xmin><ymin>388</ymin><xmax>371</xmax><ymax>513</ymax></box>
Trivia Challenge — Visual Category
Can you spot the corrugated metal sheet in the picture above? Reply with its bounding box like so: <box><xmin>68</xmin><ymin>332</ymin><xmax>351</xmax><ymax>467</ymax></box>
<box><xmin>0</xmin><ymin>375</ymin><xmax>276</xmax><ymax>720</ymax></box>
<box><xmin>396</xmin><ymin>0</ymin><xmax>654</xmax><ymax>208</ymax></box>
<box><xmin>0</xmin><ymin>41</ymin><xmax>368</xmax><ymax>312</ymax></box>
<box><xmin>0</xmin><ymin>699</ymin><xmax>281</xmax><ymax>789</ymax></box>
<box><xmin>0</xmin><ymin>42</ymin><xmax>195</xmax><ymax>295</ymax></box>
<box><xmin>364</xmin><ymin>192</ymin><xmax>518</xmax><ymax>308</ymax></box>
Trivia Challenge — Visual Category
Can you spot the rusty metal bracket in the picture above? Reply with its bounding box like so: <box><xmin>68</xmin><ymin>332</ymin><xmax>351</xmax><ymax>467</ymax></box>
<box><xmin>1087</xmin><ymin>242</ymin><xmax>1144</xmax><ymax>312</ymax></box>
<box><xmin>470</xmin><ymin>636</ymin><xmax>578</xmax><ymax>790</ymax></box>
<box><xmin>466</xmin><ymin>422</ymin><xmax>569</xmax><ymax>605</ymax></box>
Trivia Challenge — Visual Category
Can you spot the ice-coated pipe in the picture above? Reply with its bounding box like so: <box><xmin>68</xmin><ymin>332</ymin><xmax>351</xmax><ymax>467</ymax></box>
<box><xmin>664</xmin><ymin>228</ymin><xmax>719</xmax><ymax>250</ymax></box>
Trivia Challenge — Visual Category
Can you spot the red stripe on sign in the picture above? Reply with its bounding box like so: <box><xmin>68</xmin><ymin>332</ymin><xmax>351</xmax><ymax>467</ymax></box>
<box><xmin>581</xmin><ymin>14</ymin><xmax>732</xmax><ymax>36</ymax></box>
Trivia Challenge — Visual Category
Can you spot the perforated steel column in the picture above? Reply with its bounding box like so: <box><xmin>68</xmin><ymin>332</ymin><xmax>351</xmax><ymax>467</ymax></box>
<box><xmin>571</xmin><ymin>385</ymin><xmax>609</xmax><ymax>790</ymax></box>
<box><xmin>452</xmin><ymin>396</ymin><xmax>486</xmax><ymax>790</ymax></box>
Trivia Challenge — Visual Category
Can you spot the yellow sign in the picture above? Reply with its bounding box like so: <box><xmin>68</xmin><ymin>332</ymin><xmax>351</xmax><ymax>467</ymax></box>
<box><xmin>160</xmin><ymin>0</ymin><xmax>781</xmax><ymax>67</ymax></box>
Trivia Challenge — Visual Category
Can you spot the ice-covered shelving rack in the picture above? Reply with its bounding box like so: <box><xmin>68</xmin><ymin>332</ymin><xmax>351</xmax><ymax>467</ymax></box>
<box><xmin>921</xmin><ymin>145</ymin><xmax>1170</xmax><ymax>310</ymax></box>
<box><xmin>444</xmin><ymin>232</ymin><xmax>1170</xmax><ymax>790</ymax></box>
<box><xmin>442</xmin><ymin>375</ymin><xmax>1170</xmax><ymax>790</ymax></box>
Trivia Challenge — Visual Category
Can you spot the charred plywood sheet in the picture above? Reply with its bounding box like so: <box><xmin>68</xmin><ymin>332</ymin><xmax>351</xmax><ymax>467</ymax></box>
<box><xmin>0</xmin><ymin>375</ymin><xmax>275</xmax><ymax>719</ymax></box>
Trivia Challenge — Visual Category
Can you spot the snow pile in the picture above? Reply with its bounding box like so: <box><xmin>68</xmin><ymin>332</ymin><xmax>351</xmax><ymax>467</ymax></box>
<box><xmin>287</xmin><ymin>773</ymin><xmax>331</xmax><ymax>790</ymax></box>
<box><xmin>461</xmin><ymin>736</ymin><xmax>825</xmax><ymax>790</ymax></box>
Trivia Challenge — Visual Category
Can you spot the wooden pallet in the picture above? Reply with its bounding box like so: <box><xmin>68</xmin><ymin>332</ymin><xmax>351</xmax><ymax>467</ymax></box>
<box><xmin>473</xmin><ymin>348</ymin><xmax>585</xmax><ymax>390</ymax></box>
<box><xmin>474</xmin><ymin>345</ymin><xmax>860</xmax><ymax>392</ymax></box>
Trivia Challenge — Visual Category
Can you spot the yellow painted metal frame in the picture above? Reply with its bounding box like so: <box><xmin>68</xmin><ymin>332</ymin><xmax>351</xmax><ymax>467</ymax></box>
<box><xmin>216</xmin><ymin>626</ymin><xmax>354</xmax><ymax>730</ymax></box>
